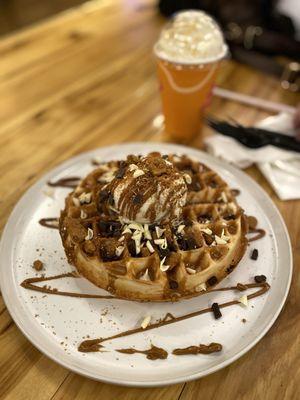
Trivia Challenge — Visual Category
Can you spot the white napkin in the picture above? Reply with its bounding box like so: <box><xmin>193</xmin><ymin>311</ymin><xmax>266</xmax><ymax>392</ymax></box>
<box><xmin>205</xmin><ymin>113</ymin><xmax>300</xmax><ymax>200</ymax></box>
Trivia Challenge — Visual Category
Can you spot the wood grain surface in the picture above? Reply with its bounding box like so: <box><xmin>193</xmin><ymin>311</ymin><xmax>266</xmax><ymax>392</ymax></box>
<box><xmin>0</xmin><ymin>1</ymin><xmax>299</xmax><ymax>399</ymax></box>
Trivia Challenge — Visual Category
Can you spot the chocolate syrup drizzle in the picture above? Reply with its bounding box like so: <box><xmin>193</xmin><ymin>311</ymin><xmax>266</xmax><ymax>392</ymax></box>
<box><xmin>78</xmin><ymin>282</ymin><xmax>270</xmax><ymax>352</ymax></box>
<box><xmin>116</xmin><ymin>344</ymin><xmax>168</xmax><ymax>360</ymax></box>
<box><xmin>247</xmin><ymin>228</ymin><xmax>266</xmax><ymax>242</ymax></box>
<box><xmin>38</xmin><ymin>218</ymin><xmax>59</xmax><ymax>230</ymax></box>
<box><xmin>172</xmin><ymin>342</ymin><xmax>222</xmax><ymax>355</ymax></box>
<box><xmin>114</xmin><ymin>342</ymin><xmax>222</xmax><ymax>359</ymax></box>
<box><xmin>47</xmin><ymin>176</ymin><xmax>81</xmax><ymax>189</ymax></box>
<box><xmin>20</xmin><ymin>272</ymin><xmax>115</xmax><ymax>299</ymax></box>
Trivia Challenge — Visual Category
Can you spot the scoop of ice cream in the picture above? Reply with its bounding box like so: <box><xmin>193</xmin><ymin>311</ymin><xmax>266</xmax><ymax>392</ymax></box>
<box><xmin>154</xmin><ymin>10</ymin><xmax>227</xmax><ymax>64</ymax></box>
<box><xmin>107</xmin><ymin>153</ymin><xmax>187</xmax><ymax>224</ymax></box>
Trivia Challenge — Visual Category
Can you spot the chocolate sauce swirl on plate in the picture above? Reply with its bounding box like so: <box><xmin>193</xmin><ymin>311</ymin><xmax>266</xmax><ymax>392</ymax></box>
<box><xmin>116</xmin><ymin>344</ymin><xmax>168</xmax><ymax>360</ymax></box>
<box><xmin>47</xmin><ymin>176</ymin><xmax>81</xmax><ymax>189</ymax></box>
<box><xmin>21</xmin><ymin>272</ymin><xmax>115</xmax><ymax>299</ymax></box>
<box><xmin>78</xmin><ymin>282</ymin><xmax>270</xmax><ymax>351</ymax></box>
<box><xmin>38</xmin><ymin>218</ymin><xmax>59</xmax><ymax>230</ymax></box>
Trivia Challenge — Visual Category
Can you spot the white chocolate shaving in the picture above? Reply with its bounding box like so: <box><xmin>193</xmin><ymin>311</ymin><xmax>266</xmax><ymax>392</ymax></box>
<box><xmin>141</xmin><ymin>315</ymin><xmax>151</xmax><ymax>329</ymax></box>
<box><xmin>80</xmin><ymin>209</ymin><xmax>87</xmax><ymax>219</ymax></box>
<box><xmin>129</xmin><ymin>164</ymin><xmax>139</xmax><ymax>171</ymax></box>
<box><xmin>186</xmin><ymin>267</ymin><xmax>196</xmax><ymax>274</ymax></box>
<box><xmin>118</xmin><ymin>236</ymin><xmax>125</xmax><ymax>242</ymax></box>
<box><xmin>155</xmin><ymin>226</ymin><xmax>165</xmax><ymax>238</ymax></box>
<box><xmin>146</xmin><ymin>240</ymin><xmax>155</xmax><ymax>253</ymax></box>
<box><xmin>109</xmin><ymin>205</ymin><xmax>119</xmax><ymax>214</ymax></box>
<box><xmin>79</xmin><ymin>192</ymin><xmax>92</xmax><ymax>204</ymax></box>
<box><xmin>177</xmin><ymin>224</ymin><xmax>185</xmax><ymax>234</ymax></box>
<box><xmin>43</xmin><ymin>188</ymin><xmax>55</xmax><ymax>199</ymax></box>
<box><xmin>239</xmin><ymin>295</ymin><xmax>248</xmax><ymax>307</ymax></box>
<box><xmin>160</xmin><ymin>257</ymin><xmax>170</xmax><ymax>272</ymax></box>
<box><xmin>85</xmin><ymin>228</ymin><xmax>93</xmax><ymax>241</ymax></box>
<box><xmin>220</xmin><ymin>191</ymin><xmax>228</xmax><ymax>203</ymax></box>
<box><xmin>161</xmin><ymin>238</ymin><xmax>168</xmax><ymax>250</ymax></box>
<box><xmin>139</xmin><ymin>269</ymin><xmax>150</xmax><ymax>281</ymax></box>
<box><xmin>72</xmin><ymin>197</ymin><xmax>80</xmax><ymax>207</ymax></box>
<box><xmin>196</xmin><ymin>282</ymin><xmax>207</xmax><ymax>292</ymax></box>
<box><xmin>154</xmin><ymin>239</ymin><xmax>166</xmax><ymax>247</ymax></box>
<box><xmin>201</xmin><ymin>228</ymin><xmax>213</xmax><ymax>235</ymax></box>
<box><xmin>128</xmin><ymin>223</ymin><xmax>143</xmax><ymax>232</ymax></box>
<box><xmin>215</xmin><ymin>235</ymin><xmax>227</xmax><ymax>245</ymax></box>
<box><xmin>143</xmin><ymin>224</ymin><xmax>152</xmax><ymax>240</ymax></box>
<box><xmin>133</xmin><ymin>169</ymin><xmax>145</xmax><ymax>178</ymax></box>
<box><xmin>184</xmin><ymin>173</ymin><xmax>192</xmax><ymax>184</ymax></box>
<box><xmin>116</xmin><ymin>246</ymin><xmax>124</xmax><ymax>257</ymax></box>
<box><xmin>98</xmin><ymin>170</ymin><xmax>116</xmax><ymax>183</ymax></box>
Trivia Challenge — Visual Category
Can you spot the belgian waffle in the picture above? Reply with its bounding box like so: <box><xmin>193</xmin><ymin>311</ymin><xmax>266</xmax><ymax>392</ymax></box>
<box><xmin>59</xmin><ymin>153</ymin><xmax>248</xmax><ymax>301</ymax></box>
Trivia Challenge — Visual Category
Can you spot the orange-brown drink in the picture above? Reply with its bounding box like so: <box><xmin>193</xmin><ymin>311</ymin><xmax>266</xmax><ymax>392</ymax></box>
<box><xmin>154</xmin><ymin>11</ymin><xmax>227</xmax><ymax>143</ymax></box>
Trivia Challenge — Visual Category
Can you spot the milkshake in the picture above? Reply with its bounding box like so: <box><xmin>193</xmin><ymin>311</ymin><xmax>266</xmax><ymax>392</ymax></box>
<box><xmin>154</xmin><ymin>11</ymin><xmax>227</xmax><ymax>143</ymax></box>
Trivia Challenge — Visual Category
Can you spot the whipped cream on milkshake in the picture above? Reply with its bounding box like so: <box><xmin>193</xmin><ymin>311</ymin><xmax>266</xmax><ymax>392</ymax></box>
<box><xmin>154</xmin><ymin>10</ymin><xmax>227</xmax><ymax>64</ymax></box>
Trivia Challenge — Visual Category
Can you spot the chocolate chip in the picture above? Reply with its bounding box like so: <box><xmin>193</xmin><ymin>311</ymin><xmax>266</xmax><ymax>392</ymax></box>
<box><xmin>254</xmin><ymin>275</ymin><xmax>267</xmax><ymax>283</ymax></box>
<box><xmin>98</xmin><ymin>220</ymin><xmax>121</xmax><ymax>237</ymax></box>
<box><xmin>100</xmin><ymin>247</ymin><xmax>118</xmax><ymax>262</ymax></box>
<box><xmin>209</xmin><ymin>180</ymin><xmax>218</xmax><ymax>188</ymax></box>
<box><xmin>162</xmin><ymin>155</ymin><xmax>168</xmax><ymax>159</ymax></box>
<box><xmin>99</xmin><ymin>189</ymin><xmax>110</xmax><ymax>201</ymax></box>
<box><xmin>231</xmin><ymin>189</ymin><xmax>241</xmax><ymax>196</ymax></box>
<box><xmin>250</xmin><ymin>249</ymin><xmax>258</xmax><ymax>260</ymax></box>
<box><xmin>184</xmin><ymin>219</ymin><xmax>193</xmax><ymax>227</ymax></box>
<box><xmin>212</xmin><ymin>303</ymin><xmax>222</xmax><ymax>319</ymax></box>
<box><xmin>169</xmin><ymin>280</ymin><xmax>178</xmax><ymax>290</ymax></box>
<box><xmin>186</xmin><ymin>237</ymin><xmax>197</xmax><ymax>250</ymax></box>
<box><xmin>223</xmin><ymin>214</ymin><xmax>235</xmax><ymax>221</ymax></box>
<box><xmin>127</xmin><ymin>240</ymin><xmax>142</xmax><ymax>257</ymax></box>
<box><xmin>207</xmin><ymin>276</ymin><xmax>218</xmax><ymax>286</ymax></box>
<box><xmin>157</xmin><ymin>247</ymin><xmax>170</xmax><ymax>259</ymax></box>
<box><xmin>108</xmin><ymin>193</ymin><xmax>114</xmax><ymax>205</ymax></box>
<box><xmin>115</xmin><ymin>167</ymin><xmax>125</xmax><ymax>179</ymax></box>
<box><xmin>133</xmin><ymin>194</ymin><xmax>142</xmax><ymax>204</ymax></box>
<box><xmin>226</xmin><ymin>265</ymin><xmax>235</xmax><ymax>274</ymax></box>
<box><xmin>203</xmin><ymin>232</ymin><xmax>214</xmax><ymax>246</ymax></box>
<box><xmin>176</xmin><ymin>236</ymin><xmax>197</xmax><ymax>251</ymax></box>
<box><xmin>191</xmin><ymin>180</ymin><xmax>202</xmax><ymax>191</ymax></box>
<box><xmin>198</xmin><ymin>214</ymin><xmax>212</xmax><ymax>222</ymax></box>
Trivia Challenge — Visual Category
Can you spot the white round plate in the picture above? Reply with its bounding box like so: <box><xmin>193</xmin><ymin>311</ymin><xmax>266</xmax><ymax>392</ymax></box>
<box><xmin>0</xmin><ymin>143</ymin><xmax>292</xmax><ymax>387</ymax></box>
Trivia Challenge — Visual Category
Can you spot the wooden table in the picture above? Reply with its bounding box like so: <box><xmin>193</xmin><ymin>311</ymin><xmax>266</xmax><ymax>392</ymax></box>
<box><xmin>0</xmin><ymin>1</ymin><xmax>299</xmax><ymax>399</ymax></box>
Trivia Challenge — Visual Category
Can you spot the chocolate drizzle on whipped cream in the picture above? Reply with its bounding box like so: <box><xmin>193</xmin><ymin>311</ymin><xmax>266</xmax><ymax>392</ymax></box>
<box><xmin>103</xmin><ymin>153</ymin><xmax>187</xmax><ymax>224</ymax></box>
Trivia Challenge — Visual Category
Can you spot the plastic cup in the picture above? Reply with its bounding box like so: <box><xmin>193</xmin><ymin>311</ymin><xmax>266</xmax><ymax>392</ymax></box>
<box><xmin>154</xmin><ymin>10</ymin><xmax>227</xmax><ymax>144</ymax></box>
<box><xmin>155</xmin><ymin>56</ymin><xmax>220</xmax><ymax>143</ymax></box>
